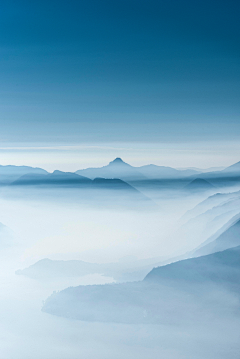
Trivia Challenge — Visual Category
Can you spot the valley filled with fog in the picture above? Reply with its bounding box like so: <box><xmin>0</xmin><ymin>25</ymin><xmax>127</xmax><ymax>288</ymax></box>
<box><xmin>0</xmin><ymin>158</ymin><xmax>240</xmax><ymax>358</ymax></box>
<box><xmin>2</xmin><ymin>0</ymin><xmax>239</xmax><ymax>356</ymax></box>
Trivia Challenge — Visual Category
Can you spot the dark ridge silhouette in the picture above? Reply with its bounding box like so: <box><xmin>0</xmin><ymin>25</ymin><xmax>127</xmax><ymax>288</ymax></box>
<box><xmin>11</xmin><ymin>171</ymin><xmax>91</xmax><ymax>186</ymax></box>
<box><xmin>145</xmin><ymin>245</ymin><xmax>240</xmax><ymax>286</ymax></box>
<box><xmin>185</xmin><ymin>178</ymin><xmax>215</xmax><ymax>191</ymax></box>
<box><xmin>10</xmin><ymin>172</ymin><xmax>144</xmax><ymax>193</ymax></box>
<box><xmin>9</xmin><ymin>171</ymin><xmax>153</xmax><ymax>208</ymax></box>
<box><xmin>92</xmin><ymin>178</ymin><xmax>139</xmax><ymax>191</ymax></box>
<box><xmin>42</xmin><ymin>246</ymin><xmax>240</xmax><ymax>324</ymax></box>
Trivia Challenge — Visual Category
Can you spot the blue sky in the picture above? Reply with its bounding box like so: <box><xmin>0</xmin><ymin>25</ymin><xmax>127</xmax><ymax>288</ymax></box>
<box><xmin>0</xmin><ymin>0</ymin><xmax>239</xmax><ymax>168</ymax></box>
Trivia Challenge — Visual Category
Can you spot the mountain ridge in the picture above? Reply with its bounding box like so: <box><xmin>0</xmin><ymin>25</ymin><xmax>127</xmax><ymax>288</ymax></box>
<box><xmin>76</xmin><ymin>158</ymin><xmax>201</xmax><ymax>181</ymax></box>
<box><xmin>42</xmin><ymin>245</ymin><xmax>240</xmax><ymax>324</ymax></box>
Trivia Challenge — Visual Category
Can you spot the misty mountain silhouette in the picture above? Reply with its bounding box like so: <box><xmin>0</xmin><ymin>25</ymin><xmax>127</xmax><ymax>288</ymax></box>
<box><xmin>9</xmin><ymin>170</ymin><xmax>153</xmax><ymax>207</ymax></box>
<box><xmin>42</xmin><ymin>246</ymin><xmax>240</xmax><ymax>324</ymax></box>
<box><xmin>16</xmin><ymin>255</ymin><xmax>165</xmax><ymax>282</ymax></box>
<box><xmin>180</xmin><ymin>190</ymin><xmax>240</xmax><ymax>224</ymax></box>
<box><xmin>16</xmin><ymin>258</ymin><xmax>103</xmax><ymax>278</ymax></box>
<box><xmin>2</xmin><ymin>159</ymin><xmax>240</xmax><ymax>186</ymax></box>
<box><xmin>11</xmin><ymin>171</ymin><xmax>144</xmax><ymax>192</ymax></box>
<box><xmin>11</xmin><ymin>171</ymin><xmax>91</xmax><ymax>185</ymax></box>
<box><xmin>109</xmin><ymin>157</ymin><xmax>125</xmax><ymax>164</ymax></box>
<box><xmin>145</xmin><ymin>245</ymin><xmax>240</xmax><ymax>286</ymax></box>
<box><xmin>193</xmin><ymin>217</ymin><xmax>240</xmax><ymax>257</ymax></box>
<box><xmin>76</xmin><ymin>158</ymin><xmax>199</xmax><ymax>181</ymax></box>
<box><xmin>0</xmin><ymin>165</ymin><xmax>48</xmax><ymax>184</ymax></box>
<box><xmin>222</xmin><ymin>161</ymin><xmax>240</xmax><ymax>173</ymax></box>
<box><xmin>4</xmin><ymin>158</ymin><xmax>239</xmax><ymax>187</ymax></box>
<box><xmin>185</xmin><ymin>178</ymin><xmax>215</xmax><ymax>191</ymax></box>
<box><xmin>190</xmin><ymin>160</ymin><xmax>240</xmax><ymax>183</ymax></box>
<box><xmin>76</xmin><ymin>158</ymin><xmax>147</xmax><ymax>181</ymax></box>
<box><xmin>92</xmin><ymin>177</ymin><xmax>140</xmax><ymax>191</ymax></box>
<box><xmin>137</xmin><ymin>164</ymin><xmax>199</xmax><ymax>179</ymax></box>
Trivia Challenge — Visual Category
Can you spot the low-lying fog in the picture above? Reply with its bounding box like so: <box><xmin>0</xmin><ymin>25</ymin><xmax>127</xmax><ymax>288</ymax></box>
<box><xmin>0</xmin><ymin>185</ymin><xmax>239</xmax><ymax>358</ymax></box>
<box><xmin>0</xmin><ymin>186</ymin><xmax>209</xmax><ymax>263</ymax></box>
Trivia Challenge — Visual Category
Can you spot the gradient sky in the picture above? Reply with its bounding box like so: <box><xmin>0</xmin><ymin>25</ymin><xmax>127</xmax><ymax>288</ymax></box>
<box><xmin>0</xmin><ymin>0</ymin><xmax>239</xmax><ymax>168</ymax></box>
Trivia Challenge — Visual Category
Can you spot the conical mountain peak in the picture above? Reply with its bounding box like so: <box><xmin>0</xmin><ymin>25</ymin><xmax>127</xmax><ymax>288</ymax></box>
<box><xmin>109</xmin><ymin>158</ymin><xmax>127</xmax><ymax>165</ymax></box>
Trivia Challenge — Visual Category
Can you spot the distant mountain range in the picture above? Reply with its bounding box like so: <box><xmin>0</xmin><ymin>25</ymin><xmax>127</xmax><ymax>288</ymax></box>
<box><xmin>192</xmin><ymin>161</ymin><xmax>240</xmax><ymax>180</ymax></box>
<box><xmin>0</xmin><ymin>165</ymin><xmax>48</xmax><ymax>184</ymax></box>
<box><xmin>8</xmin><ymin>169</ymin><xmax>153</xmax><ymax>209</ymax></box>
<box><xmin>178</xmin><ymin>166</ymin><xmax>225</xmax><ymax>172</ymax></box>
<box><xmin>76</xmin><ymin>158</ymin><xmax>148</xmax><ymax>181</ymax></box>
<box><xmin>75</xmin><ymin>157</ymin><xmax>200</xmax><ymax>181</ymax></box>
<box><xmin>10</xmin><ymin>170</ymin><xmax>146</xmax><ymax>195</ymax></box>
<box><xmin>1</xmin><ymin>159</ymin><xmax>240</xmax><ymax>189</ymax></box>
<box><xmin>75</xmin><ymin>158</ymin><xmax>240</xmax><ymax>183</ymax></box>
<box><xmin>11</xmin><ymin>170</ymin><xmax>91</xmax><ymax>186</ymax></box>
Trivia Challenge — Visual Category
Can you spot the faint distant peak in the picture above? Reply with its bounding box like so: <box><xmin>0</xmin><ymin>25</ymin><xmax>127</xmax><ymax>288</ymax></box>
<box><xmin>52</xmin><ymin>170</ymin><xmax>65</xmax><ymax>175</ymax></box>
<box><xmin>109</xmin><ymin>158</ymin><xmax>127</xmax><ymax>165</ymax></box>
<box><xmin>186</xmin><ymin>178</ymin><xmax>215</xmax><ymax>190</ymax></box>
